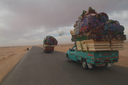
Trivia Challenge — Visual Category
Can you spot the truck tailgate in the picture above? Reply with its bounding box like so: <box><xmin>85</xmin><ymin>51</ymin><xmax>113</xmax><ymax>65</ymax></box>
<box><xmin>94</xmin><ymin>51</ymin><xmax>119</xmax><ymax>64</ymax></box>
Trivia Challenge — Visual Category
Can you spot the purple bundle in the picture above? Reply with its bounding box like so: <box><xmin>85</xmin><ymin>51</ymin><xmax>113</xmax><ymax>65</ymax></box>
<box><xmin>104</xmin><ymin>20</ymin><xmax>121</xmax><ymax>32</ymax></box>
<box><xmin>74</xmin><ymin>7</ymin><xmax>125</xmax><ymax>35</ymax></box>
<box><xmin>87</xmin><ymin>15</ymin><xmax>102</xmax><ymax>29</ymax></box>
<box><xmin>118</xmin><ymin>25</ymin><xmax>124</xmax><ymax>33</ymax></box>
<box><xmin>44</xmin><ymin>36</ymin><xmax>58</xmax><ymax>45</ymax></box>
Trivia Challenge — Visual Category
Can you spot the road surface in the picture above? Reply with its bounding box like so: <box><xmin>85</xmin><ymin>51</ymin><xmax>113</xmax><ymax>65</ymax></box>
<box><xmin>0</xmin><ymin>46</ymin><xmax>128</xmax><ymax>85</ymax></box>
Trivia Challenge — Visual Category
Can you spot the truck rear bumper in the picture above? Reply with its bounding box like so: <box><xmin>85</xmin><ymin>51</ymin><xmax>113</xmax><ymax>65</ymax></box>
<box><xmin>94</xmin><ymin>58</ymin><xmax>118</xmax><ymax>65</ymax></box>
<box><xmin>96</xmin><ymin>63</ymin><xmax>111</xmax><ymax>67</ymax></box>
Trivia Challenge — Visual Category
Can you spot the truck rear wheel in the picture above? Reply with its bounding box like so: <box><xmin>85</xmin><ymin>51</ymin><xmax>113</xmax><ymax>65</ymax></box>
<box><xmin>66</xmin><ymin>55</ymin><xmax>71</xmax><ymax>62</ymax></box>
<box><xmin>82</xmin><ymin>60</ymin><xmax>88</xmax><ymax>69</ymax></box>
<box><xmin>104</xmin><ymin>63</ymin><xmax>111</xmax><ymax>67</ymax></box>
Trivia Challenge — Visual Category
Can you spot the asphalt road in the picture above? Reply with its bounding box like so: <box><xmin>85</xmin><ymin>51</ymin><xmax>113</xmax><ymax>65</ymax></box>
<box><xmin>0</xmin><ymin>46</ymin><xmax>128</xmax><ymax>85</ymax></box>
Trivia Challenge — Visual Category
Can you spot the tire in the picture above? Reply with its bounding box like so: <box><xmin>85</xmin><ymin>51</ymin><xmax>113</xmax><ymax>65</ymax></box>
<box><xmin>104</xmin><ymin>63</ymin><xmax>108</xmax><ymax>67</ymax></box>
<box><xmin>66</xmin><ymin>55</ymin><xmax>71</xmax><ymax>62</ymax></box>
<box><xmin>104</xmin><ymin>63</ymin><xmax>111</xmax><ymax>67</ymax></box>
<box><xmin>82</xmin><ymin>59</ymin><xmax>88</xmax><ymax>69</ymax></box>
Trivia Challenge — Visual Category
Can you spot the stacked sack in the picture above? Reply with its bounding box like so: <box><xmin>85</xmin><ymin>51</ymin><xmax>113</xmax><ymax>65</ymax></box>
<box><xmin>71</xmin><ymin>7</ymin><xmax>126</xmax><ymax>51</ymax></box>
<box><xmin>72</xmin><ymin>7</ymin><xmax>126</xmax><ymax>41</ymax></box>
<box><xmin>43</xmin><ymin>36</ymin><xmax>58</xmax><ymax>47</ymax></box>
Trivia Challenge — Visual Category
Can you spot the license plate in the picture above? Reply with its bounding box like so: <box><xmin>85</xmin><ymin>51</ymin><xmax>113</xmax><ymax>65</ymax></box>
<box><xmin>96</xmin><ymin>64</ymin><xmax>105</xmax><ymax>67</ymax></box>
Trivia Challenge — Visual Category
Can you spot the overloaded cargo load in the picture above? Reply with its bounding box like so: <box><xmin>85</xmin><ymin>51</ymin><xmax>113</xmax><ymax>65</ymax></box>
<box><xmin>70</xmin><ymin>7</ymin><xmax>126</xmax><ymax>51</ymax></box>
<box><xmin>43</xmin><ymin>36</ymin><xmax>58</xmax><ymax>47</ymax></box>
<box><xmin>76</xmin><ymin>40</ymin><xmax>124</xmax><ymax>51</ymax></box>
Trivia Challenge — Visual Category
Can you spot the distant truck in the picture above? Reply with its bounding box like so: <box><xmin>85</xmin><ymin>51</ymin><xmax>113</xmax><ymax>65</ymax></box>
<box><xmin>43</xmin><ymin>36</ymin><xmax>58</xmax><ymax>53</ymax></box>
<box><xmin>43</xmin><ymin>46</ymin><xmax>54</xmax><ymax>53</ymax></box>
<box><xmin>66</xmin><ymin>45</ymin><xmax>119</xmax><ymax>69</ymax></box>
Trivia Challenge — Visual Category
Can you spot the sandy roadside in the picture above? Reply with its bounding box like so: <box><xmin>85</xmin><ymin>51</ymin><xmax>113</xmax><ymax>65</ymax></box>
<box><xmin>0</xmin><ymin>46</ymin><xmax>32</xmax><ymax>82</ymax></box>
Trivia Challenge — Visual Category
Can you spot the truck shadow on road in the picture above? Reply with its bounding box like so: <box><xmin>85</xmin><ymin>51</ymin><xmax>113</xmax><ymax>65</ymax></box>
<box><xmin>69</xmin><ymin>60</ymin><xmax>127</xmax><ymax>71</ymax></box>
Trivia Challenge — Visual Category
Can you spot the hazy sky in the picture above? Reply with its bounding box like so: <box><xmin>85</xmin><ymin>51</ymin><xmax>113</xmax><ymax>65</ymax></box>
<box><xmin>0</xmin><ymin>0</ymin><xmax>128</xmax><ymax>46</ymax></box>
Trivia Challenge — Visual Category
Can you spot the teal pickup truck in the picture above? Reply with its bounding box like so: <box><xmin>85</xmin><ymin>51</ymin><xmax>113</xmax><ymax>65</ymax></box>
<box><xmin>66</xmin><ymin>46</ymin><xmax>119</xmax><ymax>69</ymax></box>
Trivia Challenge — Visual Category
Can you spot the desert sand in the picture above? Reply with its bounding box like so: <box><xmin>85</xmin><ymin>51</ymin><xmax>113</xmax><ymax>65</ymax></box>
<box><xmin>0</xmin><ymin>46</ymin><xmax>32</xmax><ymax>82</ymax></box>
<box><xmin>0</xmin><ymin>43</ymin><xmax>128</xmax><ymax>82</ymax></box>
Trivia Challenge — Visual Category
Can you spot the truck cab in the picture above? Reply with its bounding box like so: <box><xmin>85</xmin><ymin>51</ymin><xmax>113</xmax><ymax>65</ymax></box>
<box><xmin>66</xmin><ymin>46</ymin><xmax>119</xmax><ymax>69</ymax></box>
